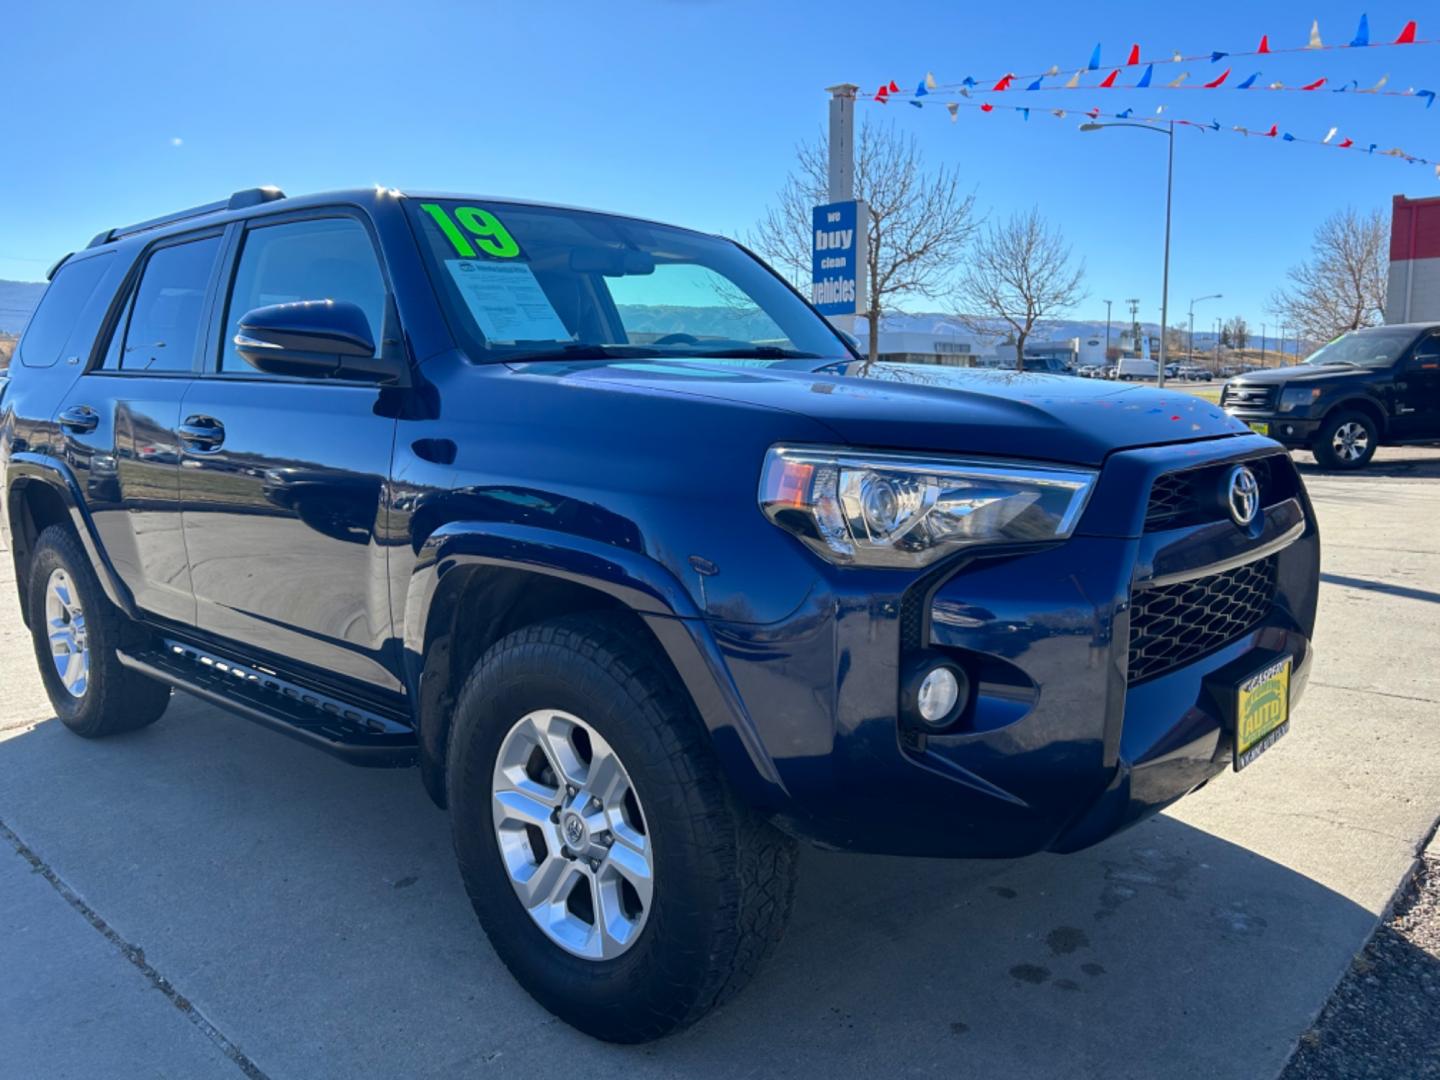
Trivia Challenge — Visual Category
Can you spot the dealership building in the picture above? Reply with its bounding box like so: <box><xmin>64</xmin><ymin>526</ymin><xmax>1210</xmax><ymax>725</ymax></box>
<box><xmin>1387</xmin><ymin>193</ymin><xmax>1440</xmax><ymax>323</ymax></box>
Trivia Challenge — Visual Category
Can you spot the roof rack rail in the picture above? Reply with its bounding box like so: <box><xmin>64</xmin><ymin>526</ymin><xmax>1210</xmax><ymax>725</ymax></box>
<box><xmin>86</xmin><ymin>187</ymin><xmax>286</xmax><ymax>248</ymax></box>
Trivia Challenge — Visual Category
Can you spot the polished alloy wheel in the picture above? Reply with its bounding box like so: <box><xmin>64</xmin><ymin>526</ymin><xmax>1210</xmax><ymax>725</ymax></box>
<box><xmin>491</xmin><ymin>709</ymin><xmax>653</xmax><ymax>960</ymax></box>
<box><xmin>1332</xmin><ymin>421</ymin><xmax>1371</xmax><ymax>462</ymax></box>
<box><xmin>44</xmin><ymin>568</ymin><xmax>89</xmax><ymax>698</ymax></box>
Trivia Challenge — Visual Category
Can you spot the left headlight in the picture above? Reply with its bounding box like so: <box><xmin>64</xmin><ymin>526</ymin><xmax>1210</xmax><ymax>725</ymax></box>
<box><xmin>758</xmin><ymin>446</ymin><xmax>1097</xmax><ymax>568</ymax></box>
<box><xmin>1277</xmin><ymin>386</ymin><xmax>1322</xmax><ymax>413</ymax></box>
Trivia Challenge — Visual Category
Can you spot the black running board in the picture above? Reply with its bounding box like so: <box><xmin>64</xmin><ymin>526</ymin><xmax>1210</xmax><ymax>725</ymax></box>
<box><xmin>117</xmin><ymin>641</ymin><xmax>417</xmax><ymax>768</ymax></box>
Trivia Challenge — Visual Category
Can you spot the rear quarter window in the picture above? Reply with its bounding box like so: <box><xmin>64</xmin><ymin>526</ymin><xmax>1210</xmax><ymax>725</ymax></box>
<box><xmin>17</xmin><ymin>254</ymin><xmax>115</xmax><ymax>369</ymax></box>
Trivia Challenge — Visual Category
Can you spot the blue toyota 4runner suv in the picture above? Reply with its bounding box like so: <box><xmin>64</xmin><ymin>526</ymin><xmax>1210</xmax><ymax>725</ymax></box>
<box><xmin>1</xmin><ymin>187</ymin><xmax>1319</xmax><ymax>1042</ymax></box>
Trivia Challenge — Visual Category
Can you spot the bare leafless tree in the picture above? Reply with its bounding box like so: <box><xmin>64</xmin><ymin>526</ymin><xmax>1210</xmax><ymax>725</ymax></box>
<box><xmin>1226</xmin><ymin>315</ymin><xmax>1250</xmax><ymax>351</ymax></box>
<box><xmin>1270</xmin><ymin>208</ymin><xmax>1387</xmax><ymax>344</ymax></box>
<box><xmin>951</xmin><ymin>209</ymin><xmax>1085</xmax><ymax>369</ymax></box>
<box><xmin>748</xmin><ymin>117</ymin><xmax>978</xmax><ymax>361</ymax></box>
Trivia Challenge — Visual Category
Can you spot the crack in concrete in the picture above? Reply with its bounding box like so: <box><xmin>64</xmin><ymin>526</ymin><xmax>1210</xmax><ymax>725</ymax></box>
<box><xmin>0</xmin><ymin>817</ymin><xmax>269</xmax><ymax>1080</ymax></box>
<box><xmin>1308</xmin><ymin>681</ymin><xmax>1440</xmax><ymax>706</ymax></box>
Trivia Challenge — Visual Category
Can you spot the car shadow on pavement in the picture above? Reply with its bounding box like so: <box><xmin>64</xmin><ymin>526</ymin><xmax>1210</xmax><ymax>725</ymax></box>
<box><xmin>0</xmin><ymin>698</ymin><xmax>1404</xmax><ymax>1080</ymax></box>
<box><xmin>1292</xmin><ymin>452</ymin><xmax>1440</xmax><ymax>480</ymax></box>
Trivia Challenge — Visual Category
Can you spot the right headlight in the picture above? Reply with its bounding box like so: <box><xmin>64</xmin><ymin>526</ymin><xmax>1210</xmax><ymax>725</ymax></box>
<box><xmin>758</xmin><ymin>446</ymin><xmax>1097</xmax><ymax>568</ymax></box>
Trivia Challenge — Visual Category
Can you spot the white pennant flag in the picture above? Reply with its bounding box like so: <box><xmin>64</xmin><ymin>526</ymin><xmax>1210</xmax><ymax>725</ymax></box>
<box><xmin>925</xmin><ymin>72</ymin><xmax>938</xmax><ymax>90</ymax></box>
<box><xmin>946</xmin><ymin>102</ymin><xmax>958</xmax><ymax>121</ymax></box>
<box><xmin>1323</xmin><ymin>127</ymin><xmax>1338</xmax><ymax>143</ymax></box>
<box><xmin>1307</xmin><ymin>20</ymin><xmax>1323</xmax><ymax>48</ymax></box>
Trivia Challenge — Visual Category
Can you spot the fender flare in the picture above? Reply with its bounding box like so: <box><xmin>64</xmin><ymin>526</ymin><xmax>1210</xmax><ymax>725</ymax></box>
<box><xmin>1322</xmin><ymin>394</ymin><xmax>1389</xmax><ymax>436</ymax></box>
<box><xmin>401</xmin><ymin>521</ymin><xmax>788</xmax><ymax>810</ymax></box>
<box><xmin>4</xmin><ymin>452</ymin><xmax>138</xmax><ymax>622</ymax></box>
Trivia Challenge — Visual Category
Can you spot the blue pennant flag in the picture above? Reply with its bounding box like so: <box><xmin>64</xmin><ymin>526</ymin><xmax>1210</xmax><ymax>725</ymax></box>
<box><xmin>915</xmin><ymin>80</ymin><xmax>929</xmax><ymax>97</ymax></box>
<box><xmin>1366</xmin><ymin>144</ymin><xmax>1377</xmax><ymax>154</ymax></box>
<box><xmin>908</xmin><ymin>100</ymin><xmax>923</xmax><ymax>108</ymax></box>
<box><xmin>1282</xmin><ymin>133</ymin><xmax>1296</xmax><ymax>142</ymax></box>
<box><xmin>1332</xmin><ymin>80</ymin><xmax>1358</xmax><ymax>92</ymax></box>
<box><xmin>1087</xmin><ymin>43</ymin><xmax>1101</xmax><ymax>70</ymax></box>
<box><xmin>1117</xmin><ymin>108</ymin><xmax>1134</xmax><ymax>118</ymax></box>
<box><xmin>1350</xmin><ymin>14</ymin><xmax>1370</xmax><ymax>47</ymax></box>
<box><xmin>1419</xmin><ymin>89</ymin><xmax>1437</xmax><ymax>108</ymax></box>
<box><xmin>1027</xmin><ymin>77</ymin><xmax>1044</xmax><ymax>90</ymax></box>
<box><xmin>1019</xmin><ymin>107</ymin><xmax>1030</xmax><ymax>120</ymax></box>
<box><xmin>1237</xmin><ymin>72</ymin><xmax>1260</xmax><ymax>89</ymax></box>
<box><xmin>1210</xmin><ymin>119</ymin><xmax>1221</xmax><ymax>131</ymax></box>
<box><xmin>1210</xmin><ymin>51</ymin><xmax>1228</xmax><ymax>63</ymax></box>
<box><xmin>1136</xmin><ymin>64</ymin><xmax>1154</xmax><ymax>88</ymax></box>
<box><xmin>962</xmin><ymin>76</ymin><xmax>977</xmax><ymax>88</ymax></box>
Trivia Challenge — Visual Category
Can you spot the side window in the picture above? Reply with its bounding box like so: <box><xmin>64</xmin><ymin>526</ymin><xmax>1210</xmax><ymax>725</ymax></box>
<box><xmin>121</xmin><ymin>236</ymin><xmax>222</xmax><ymax>372</ymax></box>
<box><xmin>221</xmin><ymin>217</ymin><xmax>386</xmax><ymax>372</ymax></box>
<box><xmin>1412</xmin><ymin>333</ymin><xmax>1440</xmax><ymax>363</ymax></box>
<box><xmin>17</xmin><ymin>254</ymin><xmax>114</xmax><ymax>369</ymax></box>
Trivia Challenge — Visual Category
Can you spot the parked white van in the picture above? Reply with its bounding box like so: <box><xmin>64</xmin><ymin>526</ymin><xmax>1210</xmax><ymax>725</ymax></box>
<box><xmin>1112</xmin><ymin>357</ymin><xmax>1159</xmax><ymax>381</ymax></box>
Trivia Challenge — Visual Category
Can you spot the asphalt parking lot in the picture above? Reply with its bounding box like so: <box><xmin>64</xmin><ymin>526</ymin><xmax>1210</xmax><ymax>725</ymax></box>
<box><xmin>3</xmin><ymin>447</ymin><xmax>1438</xmax><ymax>1080</ymax></box>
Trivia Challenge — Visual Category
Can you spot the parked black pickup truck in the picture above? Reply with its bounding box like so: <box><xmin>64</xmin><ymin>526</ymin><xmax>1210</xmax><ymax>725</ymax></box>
<box><xmin>1220</xmin><ymin>324</ymin><xmax>1440</xmax><ymax>469</ymax></box>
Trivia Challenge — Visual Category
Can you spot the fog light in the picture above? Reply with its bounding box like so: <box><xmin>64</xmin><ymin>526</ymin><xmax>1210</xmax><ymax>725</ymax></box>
<box><xmin>917</xmin><ymin>666</ymin><xmax>960</xmax><ymax>724</ymax></box>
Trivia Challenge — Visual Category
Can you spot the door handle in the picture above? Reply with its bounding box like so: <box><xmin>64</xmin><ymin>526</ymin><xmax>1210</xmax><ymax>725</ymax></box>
<box><xmin>179</xmin><ymin>416</ymin><xmax>226</xmax><ymax>451</ymax></box>
<box><xmin>58</xmin><ymin>406</ymin><xmax>99</xmax><ymax>434</ymax></box>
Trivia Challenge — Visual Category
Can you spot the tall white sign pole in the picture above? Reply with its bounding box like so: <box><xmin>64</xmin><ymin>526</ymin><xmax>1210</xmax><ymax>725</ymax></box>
<box><xmin>825</xmin><ymin>84</ymin><xmax>861</xmax><ymax>339</ymax></box>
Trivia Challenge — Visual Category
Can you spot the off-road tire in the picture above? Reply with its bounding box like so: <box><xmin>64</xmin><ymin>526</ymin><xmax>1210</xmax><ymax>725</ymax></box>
<box><xmin>26</xmin><ymin>525</ymin><xmax>171</xmax><ymax>736</ymax></box>
<box><xmin>447</xmin><ymin>613</ymin><xmax>798</xmax><ymax>1043</ymax></box>
<box><xmin>1311</xmin><ymin>409</ymin><xmax>1379</xmax><ymax>470</ymax></box>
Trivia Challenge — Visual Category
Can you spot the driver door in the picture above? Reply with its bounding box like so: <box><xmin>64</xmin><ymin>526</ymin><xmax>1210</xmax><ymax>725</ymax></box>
<box><xmin>1395</xmin><ymin>331</ymin><xmax>1440</xmax><ymax>439</ymax></box>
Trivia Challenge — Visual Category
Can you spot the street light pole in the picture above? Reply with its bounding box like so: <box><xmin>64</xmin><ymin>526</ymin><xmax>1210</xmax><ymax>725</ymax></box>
<box><xmin>1081</xmin><ymin>120</ymin><xmax>1174</xmax><ymax>388</ymax></box>
<box><xmin>1103</xmin><ymin>299</ymin><xmax>1112</xmax><ymax>364</ymax></box>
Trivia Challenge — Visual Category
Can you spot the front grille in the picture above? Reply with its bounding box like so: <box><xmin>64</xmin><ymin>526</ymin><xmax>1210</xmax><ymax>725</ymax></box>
<box><xmin>1127</xmin><ymin>556</ymin><xmax>1277</xmax><ymax>684</ymax></box>
<box><xmin>1219</xmin><ymin>383</ymin><xmax>1276</xmax><ymax>410</ymax></box>
<box><xmin>1143</xmin><ymin>453</ymin><xmax>1295</xmax><ymax>531</ymax></box>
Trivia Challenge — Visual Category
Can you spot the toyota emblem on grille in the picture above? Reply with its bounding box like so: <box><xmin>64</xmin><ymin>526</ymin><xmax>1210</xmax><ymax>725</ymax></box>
<box><xmin>1226</xmin><ymin>465</ymin><xmax>1260</xmax><ymax>527</ymax></box>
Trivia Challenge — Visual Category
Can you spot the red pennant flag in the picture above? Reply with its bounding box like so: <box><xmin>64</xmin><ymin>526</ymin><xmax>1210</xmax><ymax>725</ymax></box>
<box><xmin>1338</xmin><ymin>137</ymin><xmax>1354</xmax><ymax>148</ymax></box>
<box><xmin>1126</xmin><ymin>43</ymin><xmax>1141</xmax><ymax>65</ymax></box>
<box><xmin>888</xmin><ymin>80</ymin><xmax>900</xmax><ymax>93</ymax></box>
<box><xmin>1301</xmin><ymin>77</ymin><xmax>1326</xmax><ymax>90</ymax></box>
<box><xmin>1257</xmin><ymin>34</ymin><xmax>1271</xmax><ymax>53</ymax></box>
<box><xmin>980</xmin><ymin>103</ymin><xmax>994</xmax><ymax>112</ymax></box>
<box><xmin>1203</xmin><ymin>68</ymin><xmax>1231</xmax><ymax>88</ymax></box>
<box><xmin>1086</xmin><ymin>107</ymin><xmax>1101</xmax><ymax>118</ymax></box>
<box><xmin>1099</xmin><ymin>69</ymin><xmax>1119</xmax><ymax>88</ymax></box>
<box><xmin>874</xmin><ymin>84</ymin><xmax>889</xmax><ymax>102</ymax></box>
<box><xmin>1395</xmin><ymin>20</ymin><xmax>1417</xmax><ymax>44</ymax></box>
<box><xmin>1263</xmin><ymin>124</ymin><xmax>1278</xmax><ymax>137</ymax></box>
<box><xmin>993</xmin><ymin>73</ymin><xmax>1014</xmax><ymax>91</ymax></box>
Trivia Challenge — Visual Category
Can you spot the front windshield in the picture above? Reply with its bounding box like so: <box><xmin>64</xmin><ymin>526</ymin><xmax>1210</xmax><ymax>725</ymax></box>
<box><xmin>1301</xmin><ymin>328</ymin><xmax>1418</xmax><ymax>367</ymax></box>
<box><xmin>406</xmin><ymin>198</ymin><xmax>851</xmax><ymax>363</ymax></box>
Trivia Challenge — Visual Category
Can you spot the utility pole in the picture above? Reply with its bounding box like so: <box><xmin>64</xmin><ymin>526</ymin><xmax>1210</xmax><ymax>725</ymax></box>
<box><xmin>1260</xmin><ymin>322</ymin><xmax>1267</xmax><ymax>366</ymax></box>
<box><xmin>1213</xmin><ymin>316</ymin><xmax>1221</xmax><ymax>372</ymax></box>
<box><xmin>1103</xmin><ymin>299</ymin><xmax>1112</xmax><ymax>362</ymax></box>
<box><xmin>1126</xmin><ymin>299</ymin><xmax>1140</xmax><ymax>358</ymax></box>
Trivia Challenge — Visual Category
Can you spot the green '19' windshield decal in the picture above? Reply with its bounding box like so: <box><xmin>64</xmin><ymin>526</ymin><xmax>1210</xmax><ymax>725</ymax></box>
<box><xmin>420</xmin><ymin>203</ymin><xmax>521</xmax><ymax>259</ymax></box>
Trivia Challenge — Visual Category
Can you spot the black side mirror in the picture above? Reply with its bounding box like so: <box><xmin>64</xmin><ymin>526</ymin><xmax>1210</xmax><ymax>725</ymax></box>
<box><xmin>235</xmin><ymin>301</ymin><xmax>405</xmax><ymax>383</ymax></box>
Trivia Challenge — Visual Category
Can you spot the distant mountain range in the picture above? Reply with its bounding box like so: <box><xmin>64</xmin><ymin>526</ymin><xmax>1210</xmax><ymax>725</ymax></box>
<box><xmin>0</xmin><ymin>280</ymin><xmax>46</xmax><ymax>335</ymax></box>
<box><xmin>0</xmin><ymin>286</ymin><xmax>1295</xmax><ymax>355</ymax></box>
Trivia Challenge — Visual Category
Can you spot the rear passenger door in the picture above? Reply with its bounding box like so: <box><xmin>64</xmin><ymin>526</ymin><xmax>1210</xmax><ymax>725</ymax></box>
<box><xmin>54</xmin><ymin>231</ymin><xmax>224</xmax><ymax>624</ymax></box>
<box><xmin>177</xmin><ymin>211</ymin><xmax>402</xmax><ymax>692</ymax></box>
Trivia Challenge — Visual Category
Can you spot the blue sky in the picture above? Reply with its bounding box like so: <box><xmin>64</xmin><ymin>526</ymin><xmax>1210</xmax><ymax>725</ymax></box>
<box><xmin>5</xmin><ymin>1</ymin><xmax>1437</xmax><ymax>335</ymax></box>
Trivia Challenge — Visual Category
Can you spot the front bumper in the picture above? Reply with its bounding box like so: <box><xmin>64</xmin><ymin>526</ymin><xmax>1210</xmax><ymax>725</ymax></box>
<box><xmin>1223</xmin><ymin>409</ymin><xmax>1322</xmax><ymax>447</ymax></box>
<box><xmin>707</xmin><ymin>436</ymin><xmax>1320</xmax><ymax>858</ymax></box>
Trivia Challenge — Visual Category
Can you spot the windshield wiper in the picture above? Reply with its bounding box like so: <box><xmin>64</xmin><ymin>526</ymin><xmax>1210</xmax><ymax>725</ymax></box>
<box><xmin>683</xmin><ymin>346</ymin><xmax>823</xmax><ymax>360</ymax></box>
<box><xmin>507</xmin><ymin>343</ymin><xmax>668</xmax><ymax>362</ymax></box>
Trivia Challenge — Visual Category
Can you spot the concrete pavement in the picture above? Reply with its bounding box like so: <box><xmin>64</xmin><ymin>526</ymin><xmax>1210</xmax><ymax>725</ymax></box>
<box><xmin>2</xmin><ymin>447</ymin><xmax>1438</xmax><ymax>1079</ymax></box>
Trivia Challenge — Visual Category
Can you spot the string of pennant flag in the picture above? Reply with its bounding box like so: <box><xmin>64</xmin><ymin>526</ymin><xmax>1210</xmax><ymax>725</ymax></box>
<box><xmin>871</xmin><ymin>15</ymin><xmax>1433</xmax><ymax>105</ymax></box>
<box><xmin>922</xmin><ymin>97</ymin><xmax>1440</xmax><ymax>177</ymax></box>
<box><xmin>866</xmin><ymin>15</ymin><xmax>1438</xmax><ymax>178</ymax></box>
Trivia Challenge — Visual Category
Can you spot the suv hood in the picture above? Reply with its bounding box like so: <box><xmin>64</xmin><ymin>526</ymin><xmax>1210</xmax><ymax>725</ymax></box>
<box><xmin>512</xmin><ymin>358</ymin><xmax>1250</xmax><ymax>467</ymax></box>
<box><xmin>1228</xmin><ymin>363</ymin><xmax>1380</xmax><ymax>386</ymax></box>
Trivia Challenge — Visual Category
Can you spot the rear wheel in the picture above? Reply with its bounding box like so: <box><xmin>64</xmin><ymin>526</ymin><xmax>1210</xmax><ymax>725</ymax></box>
<box><xmin>26</xmin><ymin>526</ymin><xmax>171</xmax><ymax>737</ymax></box>
<box><xmin>1311</xmin><ymin>410</ymin><xmax>1378</xmax><ymax>470</ymax></box>
<box><xmin>447</xmin><ymin>614</ymin><xmax>797</xmax><ymax>1042</ymax></box>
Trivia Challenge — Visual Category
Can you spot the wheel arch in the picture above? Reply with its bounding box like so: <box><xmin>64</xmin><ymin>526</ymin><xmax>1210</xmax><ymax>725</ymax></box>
<box><xmin>5</xmin><ymin>455</ymin><xmax>134</xmax><ymax>627</ymax></box>
<box><xmin>402</xmin><ymin>522</ymin><xmax>786</xmax><ymax>813</ymax></box>
<box><xmin>1324</xmin><ymin>396</ymin><xmax>1388</xmax><ymax>438</ymax></box>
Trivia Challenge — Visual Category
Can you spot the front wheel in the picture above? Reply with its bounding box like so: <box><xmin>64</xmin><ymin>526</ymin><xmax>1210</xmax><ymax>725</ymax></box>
<box><xmin>447</xmin><ymin>615</ymin><xmax>797</xmax><ymax>1042</ymax></box>
<box><xmin>1311</xmin><ymin>410</ymin><xmax>1378</xmax><ymax>470</ymax></box>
